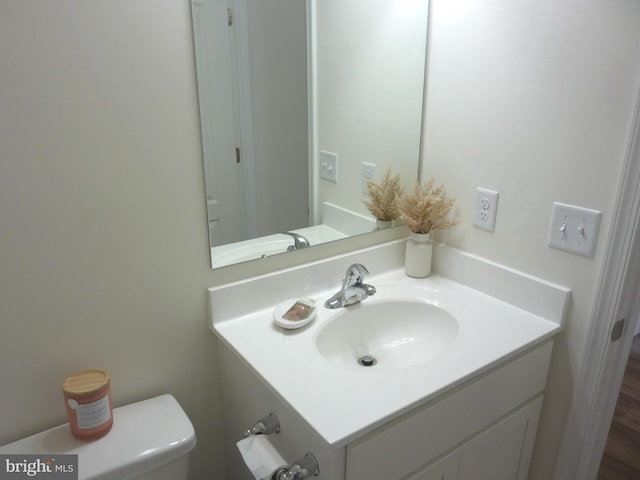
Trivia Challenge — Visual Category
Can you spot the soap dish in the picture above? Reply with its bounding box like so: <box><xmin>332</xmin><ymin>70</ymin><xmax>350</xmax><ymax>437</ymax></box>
<box><xmin>273</xmin><ymin>298</ymin><xmax>317</xmax><ymax>329</ymax></box>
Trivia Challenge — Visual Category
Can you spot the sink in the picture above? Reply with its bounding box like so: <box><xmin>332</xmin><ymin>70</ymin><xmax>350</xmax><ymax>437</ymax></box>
<box><xmin>314</xmin><ymin>293</ymin><xmax>463</xmax><ymax>371</ymax></box>
<box><xmin>211</xmin><ymin>242</ymin><xmax>567</xmax><ymax>446</ymax></box>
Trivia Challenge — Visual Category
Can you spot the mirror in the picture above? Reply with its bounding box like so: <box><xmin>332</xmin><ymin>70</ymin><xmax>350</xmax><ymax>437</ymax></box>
<box><xmin>191</xmin><ymin>0</ymin><xmax>429</xmax><ymax>268</ymax></box>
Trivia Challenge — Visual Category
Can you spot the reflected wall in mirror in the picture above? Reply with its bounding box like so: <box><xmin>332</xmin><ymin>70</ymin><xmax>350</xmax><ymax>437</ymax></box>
<box><xmin>191</xmin><ymin>0</ymin><xmax>429</xmax><ymax>268</ymax></box>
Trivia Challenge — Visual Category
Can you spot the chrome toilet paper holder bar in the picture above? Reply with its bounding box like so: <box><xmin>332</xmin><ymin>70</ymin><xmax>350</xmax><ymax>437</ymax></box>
<box><xmin>243</xmin><ymin>413</ymin><xmax>281</xmax><ymax>438</ymax></box>
<box><xmin>272</xmin><ymin>453</ymin><xmax>319</xmax><ymax>480</ymax></box>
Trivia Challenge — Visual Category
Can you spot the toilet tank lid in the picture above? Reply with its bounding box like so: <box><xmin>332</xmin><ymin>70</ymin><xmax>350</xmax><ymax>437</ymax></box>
<box><xmin>0</xmin><ymin>394</ymin><xmax>197</xmax><ymax>480</ymax></box>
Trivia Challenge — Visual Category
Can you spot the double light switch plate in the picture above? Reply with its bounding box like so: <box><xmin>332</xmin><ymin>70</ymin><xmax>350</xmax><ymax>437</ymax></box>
<box><xmin>548</xmin><ymin>202</ymin><xmax>602</xmax><ymax>257</ymax></box>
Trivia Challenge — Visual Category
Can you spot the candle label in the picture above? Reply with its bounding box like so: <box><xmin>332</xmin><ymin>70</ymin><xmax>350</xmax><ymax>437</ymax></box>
<box><xmin>71</xmin><ymin>395</ymin><xmax>111</xmax><ymax>429</ymax></box>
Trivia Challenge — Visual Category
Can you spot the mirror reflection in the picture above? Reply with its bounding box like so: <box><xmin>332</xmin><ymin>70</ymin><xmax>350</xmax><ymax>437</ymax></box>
<box><xmin>191</xmin><ymin>0</ymin><xmax>428</xmax><ymax>268</ymax></box>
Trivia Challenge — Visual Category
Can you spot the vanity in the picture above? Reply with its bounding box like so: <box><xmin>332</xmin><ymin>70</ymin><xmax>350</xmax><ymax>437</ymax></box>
<box><xmin>209</xmin><ymin>240</ymin><xmax>568</xmax><ymax>479</ymax></box>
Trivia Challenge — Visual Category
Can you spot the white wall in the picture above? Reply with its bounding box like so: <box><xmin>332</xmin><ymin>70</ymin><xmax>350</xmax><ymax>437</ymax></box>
<box><xmin>422</xmin><ymin>0</ymin><xmax>640</xmax><ymax>478</ymax></box>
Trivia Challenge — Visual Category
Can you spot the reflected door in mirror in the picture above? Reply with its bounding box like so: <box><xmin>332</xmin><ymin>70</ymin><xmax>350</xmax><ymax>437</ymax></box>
<box><xmin>193</xmin><ymin>0</ymin><xmax>309</xmax><ymax>248</ymax></box>
<box><xmin>192</xmin><ymin>0</ymin><xmax>247</xmax><ymax>246</ymax></box>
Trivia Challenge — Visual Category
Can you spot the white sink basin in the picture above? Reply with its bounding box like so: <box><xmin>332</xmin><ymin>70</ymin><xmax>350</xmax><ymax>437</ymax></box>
<box><xmin>315</xmin><ymin>299</ymin><xmax>459</xmax><ymax>370</ymax></box>
<box><xmin>279</xmin><ymin>284</ymin><xmax>478</xmax><ymax>373</ymax></box>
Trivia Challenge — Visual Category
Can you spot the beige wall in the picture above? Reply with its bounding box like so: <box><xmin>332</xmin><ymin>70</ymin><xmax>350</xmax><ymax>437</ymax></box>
<box><xmin>2</xmin><ymin>1</ymin><xmax>640</xmax><ymax>480</ymax></box>
<box><xmin>0</xmin><ymin>1</ymin><xmax>226</xmax><ymax>478</ymax></box>
<box><xmin>423</xmin><ymin>0</ymin><xmax>640</xmax><ymax>478</ymax></box>
<box><xmin>0</xmin><ymin>2</ymin><xmax>392</xmax><ymax>478</ymax></box>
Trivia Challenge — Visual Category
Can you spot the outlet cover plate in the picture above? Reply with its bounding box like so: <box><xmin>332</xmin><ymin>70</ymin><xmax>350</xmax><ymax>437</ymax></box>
<box><xmin>473</xmin><ymin>187</ymin><xmax>499</xmax><ymax>232</ymax></box>
<box><xmin>362</xmin><ymin>162</ymin><xmax>376</xmax><ymax>195</ymax></box>
<box><xmin>548</xmin><ymin>202</ymin><xmax>602</xmax><ymax>257</ymax></box>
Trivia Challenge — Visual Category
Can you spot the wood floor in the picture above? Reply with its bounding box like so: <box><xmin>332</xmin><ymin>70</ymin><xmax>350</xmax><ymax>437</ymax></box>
<box><xmin>597</xmin><ymin>334</ymin><xmax>640</xmax><ymax>480</ymax></box>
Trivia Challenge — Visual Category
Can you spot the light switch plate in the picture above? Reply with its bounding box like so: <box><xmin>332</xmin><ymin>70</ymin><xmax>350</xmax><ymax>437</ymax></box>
<box><xmin>548</xmin><ymin>202</ymin><xmax>602</xmax><ymax>257</ymax></box>
<box><xmin>320</xmin><ymin>150</ymin><xmax>338</xmax><ymax>183</ymax></box>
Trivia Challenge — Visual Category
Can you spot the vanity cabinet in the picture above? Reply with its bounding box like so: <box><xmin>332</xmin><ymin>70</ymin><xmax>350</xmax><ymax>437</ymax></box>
<box><xmin>211</xmin><ymin>241</ymin><xmax>567</xmax><ymax>480</ymax></box>
<box><xmin>218</xmin><ymin>339</ymin><xmax>553</xmax><ymax>480</ymax></box>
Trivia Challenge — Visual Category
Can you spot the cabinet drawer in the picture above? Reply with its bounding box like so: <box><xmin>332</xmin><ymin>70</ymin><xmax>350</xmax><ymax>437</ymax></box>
<box><xmin>346</xmin><ymin>341</ymin><xmax>553</xmax><ymax>480</ymax></box>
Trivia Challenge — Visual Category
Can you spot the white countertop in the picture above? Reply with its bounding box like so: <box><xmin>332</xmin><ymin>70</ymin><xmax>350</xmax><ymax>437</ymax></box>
<box><xmin>209</xmin><ymin>241</ymin><xmax>568</xmax><ymax>446</ymax></box>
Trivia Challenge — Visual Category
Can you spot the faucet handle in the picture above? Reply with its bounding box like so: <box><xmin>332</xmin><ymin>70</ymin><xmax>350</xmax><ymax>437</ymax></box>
<box><xmin>342</xmin><ymin>263</ymin><xmax>369</xmax><ymax>288</ymax></box>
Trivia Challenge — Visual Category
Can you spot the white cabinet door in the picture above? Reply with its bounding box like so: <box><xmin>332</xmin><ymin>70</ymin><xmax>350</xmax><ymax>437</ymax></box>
<box><xmin>346</xmin><ymin>345</ymin><xmax>552</xmax><ymax>480</ymax></box>
<box><xmin>405</xmin><ymin>448</ymin><xmax>461</xmax><ymax>480</ymax></box>
<box><xmin>458</xmin><ymin>396</ymin><xmax>543</xmax><ymax>480</ymax></box>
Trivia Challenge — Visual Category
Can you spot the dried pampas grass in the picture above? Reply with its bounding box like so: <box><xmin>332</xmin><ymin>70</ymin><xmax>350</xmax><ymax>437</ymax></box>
<box><xmin>363</xmin><ymin>168</ymin><xmax>402</xmax><ymax>222</ymax></box>
<box><xmin>397</xmin><ymin>178</ymin><xmax>459</xmax><ymax>234</ymax></box>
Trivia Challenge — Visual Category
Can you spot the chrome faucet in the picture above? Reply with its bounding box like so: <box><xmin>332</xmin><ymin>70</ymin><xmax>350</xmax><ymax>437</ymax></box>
<box><xmin>324</xmin><ymin>263</ymin><xmax>376</xmax><ymax>309</ymax></box>
<box><xmin>282</xmin><ymin>232</ymin><xmax>311</xmax><ymax>251</ymax></box>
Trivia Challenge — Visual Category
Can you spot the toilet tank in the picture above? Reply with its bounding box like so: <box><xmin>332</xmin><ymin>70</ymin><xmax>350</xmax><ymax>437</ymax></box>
<box><xmin>0</xmin><ymin>394</ymin><xmax>197</xmax><ymax>480</ymax></box>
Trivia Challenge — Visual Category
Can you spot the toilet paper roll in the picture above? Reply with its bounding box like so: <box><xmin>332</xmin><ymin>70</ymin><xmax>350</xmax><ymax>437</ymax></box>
<box><xmin>236</xmin><ymin>435</ymin><xmax>288</xmax><ymax>480</ymax></box>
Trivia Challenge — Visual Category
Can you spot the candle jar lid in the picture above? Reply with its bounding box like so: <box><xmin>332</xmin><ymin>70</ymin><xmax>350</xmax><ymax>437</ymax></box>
<box><xmin>62</xmin><ymin>369</ymin><xmax>110</xmax><ymax>395</ymax></box>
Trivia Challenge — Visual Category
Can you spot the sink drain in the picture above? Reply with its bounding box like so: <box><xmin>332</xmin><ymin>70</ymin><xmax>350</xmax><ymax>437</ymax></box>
<box><xmin>358</xmin><ymin>355</ymin><xmax>377</xmax><ymax>367</ymax></box>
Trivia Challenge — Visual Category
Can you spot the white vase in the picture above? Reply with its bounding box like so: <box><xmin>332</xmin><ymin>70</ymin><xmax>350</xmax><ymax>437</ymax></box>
<box><xmin>404</xmin><ymin>233</ymin><xmax>433</xmax><ymax>278</ymax></box>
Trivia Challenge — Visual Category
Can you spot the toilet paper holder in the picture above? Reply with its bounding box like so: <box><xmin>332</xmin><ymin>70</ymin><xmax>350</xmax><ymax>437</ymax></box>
<box><xmin>272</xmin><ymin>452</ymin><xmax>319</xmax><ymax>480</ymax></box>
<box><xmin>243</xmin><ymin>413</ymin><xmax>281</xmax><ymax>438</ymax></box>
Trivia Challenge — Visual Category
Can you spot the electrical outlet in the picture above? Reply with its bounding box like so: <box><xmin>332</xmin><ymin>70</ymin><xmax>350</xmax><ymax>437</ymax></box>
<box><xmin>548</xmin><ymin>202</ymin><xmax>601</xmax><ymax>257</ymax></box>
<box><xmin>473</xmin><ymin>187</ymin><xmax>499</xmax><ymax>232</ymax></box>
<box><xmin>362</xmin><ymin>162</ymin><xmax>376</xmax><ymax>195</ymax></box>
<box><xmin>320</xmin><ymin>150</ymin><xmax>338</xmax><ymax>183</ymax></box>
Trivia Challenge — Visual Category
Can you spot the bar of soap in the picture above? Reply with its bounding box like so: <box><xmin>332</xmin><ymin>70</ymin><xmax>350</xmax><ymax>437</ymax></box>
<box><xmin>282</xmin><ymin>297</ymin><xmax>315</xmax><ymax>321</ymax></box>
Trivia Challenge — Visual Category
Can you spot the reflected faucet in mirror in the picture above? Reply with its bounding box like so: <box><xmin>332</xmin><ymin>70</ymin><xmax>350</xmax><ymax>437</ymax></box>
<box><xmin>191</xmin><ymin>0</ymin><xmax>429</xmax><ymax>268</ymax></box>
<box><xmin>283</xmin><ymin>232</ymin><xmax>311</xmax><ymax>252</ymax></box>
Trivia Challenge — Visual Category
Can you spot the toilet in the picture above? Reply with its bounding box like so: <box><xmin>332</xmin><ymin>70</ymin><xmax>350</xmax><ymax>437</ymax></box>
<box><xmin>0</xmin><ymin>394</ymin><xmax>197</xmax><ymax>480</ymax></box>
